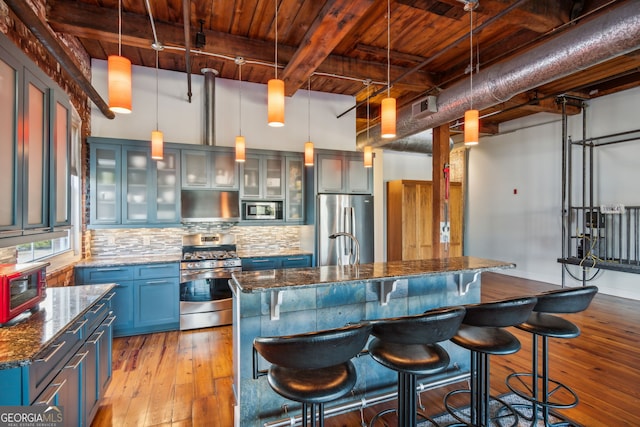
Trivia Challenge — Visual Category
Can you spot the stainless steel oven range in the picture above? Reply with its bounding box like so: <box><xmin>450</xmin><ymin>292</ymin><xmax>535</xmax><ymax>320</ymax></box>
<box><xmin>180</xmin><ymin>236</ymin><xmax>241</xmax><ymax>330</ymax></box>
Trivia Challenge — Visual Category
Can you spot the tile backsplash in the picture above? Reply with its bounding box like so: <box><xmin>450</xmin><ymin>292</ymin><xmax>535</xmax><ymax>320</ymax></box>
<box><xmin>89</xmin><ymin>225</ymin><xmax>310</xmax><ymax>257</ymax></box>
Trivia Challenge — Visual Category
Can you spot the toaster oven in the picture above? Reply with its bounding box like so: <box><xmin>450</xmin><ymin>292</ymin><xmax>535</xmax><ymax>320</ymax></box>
<box><xmin>0</xmin><ymin>262</ymin><xmax>48</xmax><ymax>325</ymax></box>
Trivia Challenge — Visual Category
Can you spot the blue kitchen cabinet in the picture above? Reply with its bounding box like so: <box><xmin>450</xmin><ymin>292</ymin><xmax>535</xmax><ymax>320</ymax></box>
<box><xmin>76</xmin><ymin>266</ymin><xmax>134</xmax><ymax>336</ymax></box>
<box><xmin>241</xmin><ymin>254</ymin><xmax>312</xmax><ymax>271</ymax></box>
<box><xmin>316</xmin><ymin>151</ymin><xmax>372</xmax><ymax>195</ymax></box>
<box><xmin>135</xmin><ymin>276</ymin><xmax>179</xmax><ymax>331</ymax></box>
<box><xmin>88</xmin><ymin>137</ymin><xmax>181</xmax><ymax>228</ymax></box>
<box><xmin>0</xmin><ymin>287</ymin><xmax>114</xmax><ymax>427</ymax></box>
<box><xmin>75</xmin><ymin>262</ymin><xmax>179</xmax><ymax>337</ymax></box>
<box><xmin>181</xmin><ymin>147</ymin><xmax>239</xmax><ymax>190</ymax></box>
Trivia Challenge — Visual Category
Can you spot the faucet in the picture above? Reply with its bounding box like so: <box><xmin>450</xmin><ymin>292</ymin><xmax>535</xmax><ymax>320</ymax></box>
<box><xmin>329</xmin><ymin>232</ymin><xmax>360</xmax><ymax>266</ymax></box>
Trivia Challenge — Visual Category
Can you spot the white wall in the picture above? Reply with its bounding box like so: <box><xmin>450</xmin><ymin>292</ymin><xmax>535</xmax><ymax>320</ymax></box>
<box><xmin>467</xmin><ymin>87</ymin><xmax>640</xmax><ymax>300</ymax></box>
<box><xmin>90</xmin><ymin>59</ymin><xmax>356</xmax><ymax>151</ymax></box>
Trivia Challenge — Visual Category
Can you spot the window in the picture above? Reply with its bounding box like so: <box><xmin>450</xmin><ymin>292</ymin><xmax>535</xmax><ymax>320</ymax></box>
<box><xmin>16</xmin><ymin>233</ymin><xmax>70</xmax><ymax>263</ymax></box>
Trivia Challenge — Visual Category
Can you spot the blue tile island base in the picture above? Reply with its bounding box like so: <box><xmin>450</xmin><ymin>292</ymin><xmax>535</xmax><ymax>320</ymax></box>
<box><xmin>230</xmin><ymin>257</ymin><xmax>515</xmax><ymax>427</ymax></box>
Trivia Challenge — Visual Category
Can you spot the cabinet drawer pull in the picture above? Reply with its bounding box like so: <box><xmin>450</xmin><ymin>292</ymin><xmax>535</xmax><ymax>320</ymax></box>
<box><xmin>104</xmin><ymin>291</ymin><xmax>116</xmax><ymax>301</ymax></box>
<box><xmin>35</xmin><ymin>379</ymin><xmax>67</xmax><ymax>406</ymax></box>
<box><xmin>87</xmin><ymin>330</ymin><xmax>104</xmax><ymax>345</ymax></box>
<box><xmin>144</xmin><ymin>265</ymin><xmax>168</xmax><ymax>269</ymax></box>
<box><xmin>64</xmin><ymin>351</ymin><xmax>88</xmax><ymax>370</ymax></box>
<box><xmin>104</xmin><ymin>315</ymin><xmax>116</xmax><ymax>327</ymax></box>
<box><xmin>145</xmin><ymin>279</ymin><xmax>169</xmax><ymax>284</ymax></box>
<box><xmin>89</xmin><ymin>303</ymin><xmax>106</xmax><ymax>314</ymax></box>
<box><xmin>66</xmin><ymin>319</ymin><xmax>88</xmax><ymax>335</ymax></box>
<box><xmin>35</xmin><ymin>341</ymin><xmax>66</xmax><ymax>363</ymax></box>
<box><xmin>251</xmin><ymin>259</ymin><xmax>271</xmax><ymax>263</ymax></box>
<box><xmin>286</xmin><ymin>257</ymin><xmax>305</xmax><ymax>261</ymax></box>
<box><xmin>95</xmin><ymin>267</ymin><xmax>126</xmax><ymax>272</ymax></box>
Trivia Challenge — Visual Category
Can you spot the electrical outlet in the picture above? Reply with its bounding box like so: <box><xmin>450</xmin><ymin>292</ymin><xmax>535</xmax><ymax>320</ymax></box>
<box><xmin>143</xmin><ymin>236</ymin><xmax>151</xmax><ymax>246</ymax></box>
<box><xmin>440</xmin><ymin>222</ymin><xmax>450</xmax><ymax>243</ymax></box>
<box><xmin>107</xmin><ymin>236</ymin><xmax>116</xmax><ymax>245</ymax></box>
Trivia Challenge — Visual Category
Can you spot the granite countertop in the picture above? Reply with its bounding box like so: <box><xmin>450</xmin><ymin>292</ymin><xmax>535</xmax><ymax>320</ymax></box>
<box><xmin>231</xmin><ymin>256</ymin><xmax>515</xmax><ymax>293</ymax></box>
<box><xmin>74</xmin><ymin>254</ymin><xmax>182</xmax><ymax>268</ymax></box>
<box><xmin>237</xmin><ymin>249</ymin><xmax>313</xmax><ymax>258</ymax></box>
<box><xmin>0</xmin><ymin>284</ymin><xmax>115</xmax><ymax>369</ymax></box>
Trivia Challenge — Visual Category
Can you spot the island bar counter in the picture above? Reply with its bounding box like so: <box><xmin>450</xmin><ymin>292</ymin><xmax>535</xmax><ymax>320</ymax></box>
<box><xmin>230</xmin><ymin>256</ymin><xmax>515</xmax><ymax>427</ymax></box>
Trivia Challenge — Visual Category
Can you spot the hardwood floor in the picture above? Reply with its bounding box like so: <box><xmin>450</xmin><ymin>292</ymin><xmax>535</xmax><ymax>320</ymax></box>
<box><xmin>91</xmin><ymin>272</ymin><xmax>640</xmax><ymax>426</ymax></box>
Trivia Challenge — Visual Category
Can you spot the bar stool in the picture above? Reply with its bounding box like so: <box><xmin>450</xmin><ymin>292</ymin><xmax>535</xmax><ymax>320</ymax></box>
<box><xmin>444</xmin><ymin>296</ymin><xmax>538</xmax><ymax>427</ymax></box>
<box><xmin>505</xmin><ymin>286</ymin><xmax>598</xmax><ymax>426</ymax></box>
<box><xmin>367</xmin><ymin>305</ymin><xmax>466</xmax><ymax>427</ymax></box>
<box><xmin>253</xmin><ymin>323</ymin><xmax>372</xmax><ymax>427</ymax></box>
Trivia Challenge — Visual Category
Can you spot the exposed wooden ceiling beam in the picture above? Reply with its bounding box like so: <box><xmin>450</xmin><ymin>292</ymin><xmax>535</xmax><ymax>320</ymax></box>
<box><xmin>280</xmin><ymin>0</ymin><xmax>376</xmax><ymax>96</ymax></box>
<box><xmin>47</xmin><ymin>0</ymin><xmax>433</xmax><ymax>94</ymax></box>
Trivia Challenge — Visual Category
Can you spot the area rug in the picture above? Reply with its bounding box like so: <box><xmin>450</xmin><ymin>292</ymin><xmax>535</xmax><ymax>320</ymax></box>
<box><xmin>418</xmin><ymin>393</ymin><xmax>582</xmax><ymax>427</ymax></box>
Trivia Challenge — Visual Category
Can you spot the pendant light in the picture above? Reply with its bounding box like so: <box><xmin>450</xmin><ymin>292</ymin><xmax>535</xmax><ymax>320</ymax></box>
<box><xmin>464</xmin><ymin>1</ymin><xmax>479</xmax><ymax>146</ymax></box>
<box><xmin>304</xmin><ymin>77</ymin><xmax>314</xmax><ymax>166</ymax></box>
<box><xmin>380</xmin><ymin>0</ymin><xmax>396</xmax><ymax>138</ymax></box>
<box><xmin>151</xmin><ymin>45</ymin><xmax>163</xmax><ymax>160</ymax></box>
<box><xmin>364</xmin><ymin>81</ymin><xmax>373</xmax><ymax>168</ymax></box>
<box><xmin>235</xmin><ymin>57</ymin><xmax>246</xmax><ymax>163</ymax></box>
<box><xmin>268</xmin><ymin>0</ymin><xmax>285</xmax><ymax>127</ymax></box>
<box><xmin>108</xmin><ymin>0</ymin><xmax>132</xmax><ymax>114</ymax></box>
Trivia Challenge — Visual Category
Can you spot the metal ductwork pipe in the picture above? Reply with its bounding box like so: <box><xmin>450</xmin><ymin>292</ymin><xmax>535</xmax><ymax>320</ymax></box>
<box><xmin>357</xmin><ymin>1</ymin><xmax>640</xmax><ymax>152</ymax></box>
<box><xmin>202</xmin><ymin>68</ymin><xmax>218</xmax><ymax>146</ymax></box>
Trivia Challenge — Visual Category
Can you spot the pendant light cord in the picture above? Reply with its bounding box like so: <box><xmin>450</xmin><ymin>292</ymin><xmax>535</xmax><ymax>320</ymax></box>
<box><xmin>387</xmin><ymin>0</ymin><xmax>391</xmax><ymax>97</ymax></box>
<box><xmin>118</xmin><ymin>0</ymin><xmax>122</xmax><ymax>56</ymax></box>
<box><xmin>155</xmin><ymin>50</ymin><xmax>159</xmax><ymax>130</ymax></box>
<box><xmin>274</xmin><ymin>0</ymin><xmax>278</xmax><ymax>80</ymax></box>
<box><xmin>239</xmin><ymin>63</ymin><xmax>243</xmax><ymax>135</ymax></box>
<box><xmin>307</xmin><ymin>77</ymin><xmax>311</xmax><ymax>141</ymax></box>
<box><xmin>469</xmin><ymin>7</ymin><xmax>473</xmax><ymax>110</ymax></box>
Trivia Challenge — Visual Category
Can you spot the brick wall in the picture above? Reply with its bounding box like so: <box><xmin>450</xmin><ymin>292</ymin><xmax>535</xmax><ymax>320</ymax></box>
<box><xmin>46</xmin><ymin>265</ymin><xmax>75</xmax><ymax>288</ymax></box>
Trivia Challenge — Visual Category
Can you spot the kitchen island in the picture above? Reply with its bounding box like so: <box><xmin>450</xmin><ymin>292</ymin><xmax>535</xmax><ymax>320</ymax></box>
<box><xmin>230</xmin><ymin>256</ymin><xmax>514</xmax><ymax>427</ymax></box>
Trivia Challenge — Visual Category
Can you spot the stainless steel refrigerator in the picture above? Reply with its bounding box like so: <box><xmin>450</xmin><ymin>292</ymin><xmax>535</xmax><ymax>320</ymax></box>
<box><xmin>316</xmin><ymin>194</ymin><xmax>374</xmax><ymax>266</ymax></box>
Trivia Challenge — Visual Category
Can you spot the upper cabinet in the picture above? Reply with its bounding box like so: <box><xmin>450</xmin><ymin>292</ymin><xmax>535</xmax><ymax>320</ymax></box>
<box><xmin>0</xmin><ymin>39</ymin><xmax>71</xmax><ymax>239</ymax></box>
<box><xmin>181</xmin><ymin>148</ymin><xmax>239</xmax><ymax>190</ymax></box>
<box><xmin>89</xmin><ymin>138</ymin><xmax>180</xmax><ymax>227</ymax></box>
<box><xmin>316</xmin><ymin>152</ymin><xmax>372</xmax><ymax>195</ymax></box>
<box><xmin>241</xmin><ymin>154</ymin><xmax>285</xmax><ymax>200</ymax></box>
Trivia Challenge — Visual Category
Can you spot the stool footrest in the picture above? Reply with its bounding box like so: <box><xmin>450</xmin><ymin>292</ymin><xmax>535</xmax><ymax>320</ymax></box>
<box><xmin>444</xmin><ymin>389</ymin><xmax>519</xmax><ymax>427</ymax></box>
<box><xmin>506</xmin><ymin>372</ymin><xmax>579</xmax><ymax>409</ymax></box>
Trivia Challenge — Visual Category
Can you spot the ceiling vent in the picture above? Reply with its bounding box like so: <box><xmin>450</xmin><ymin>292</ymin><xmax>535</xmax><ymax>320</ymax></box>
<box><xmin>411</xmin><ymin>95</ymin><xmax>438</xmax><ymax>119</ymax></box>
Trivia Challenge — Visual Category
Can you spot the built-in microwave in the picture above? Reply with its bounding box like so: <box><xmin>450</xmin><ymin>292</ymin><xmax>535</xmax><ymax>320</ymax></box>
<box><xmin>0</xmin><ymin>262</ymin><xmax>48</xmax><ymax>325</ymax></box>
<box><xmin>243</xmin><ymin>201</ymin><xmax>283</xmax><ymax>220</ymax></box>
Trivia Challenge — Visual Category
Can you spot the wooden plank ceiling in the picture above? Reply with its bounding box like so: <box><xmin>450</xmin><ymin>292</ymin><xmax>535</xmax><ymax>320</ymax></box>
<box><xmin>47</xmin><ymin>0</ymin><xmax>640</xmax><ymax>142</ymax></box>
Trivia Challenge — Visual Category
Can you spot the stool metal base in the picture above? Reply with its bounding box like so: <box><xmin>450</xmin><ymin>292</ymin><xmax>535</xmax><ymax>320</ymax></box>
<box><xmin>444</xmin><ymin>389</ymin><xmax>519</xmax><ymax>427</ymax></box>
<box><xmin>505</xmin><ymin>334</ymin><xmax>579</xmax><ymax>427</ymax></box>
<box><xmin>369</xmin><ymin>407</ymin><xmax>439</xmax><ymax>427</ymax></box>
<box><xmin>443</xmin><ymin>351</ymin><xmax>519</xmax><ymax>427</ymax></box>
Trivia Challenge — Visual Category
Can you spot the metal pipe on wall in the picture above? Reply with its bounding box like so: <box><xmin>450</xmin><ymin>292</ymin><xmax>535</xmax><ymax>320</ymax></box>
<box><xmin>183</xmin><ymin>0</ymin><xmax>193</xmax><ymax>103</ymax></box>
<box><xmin>202</xmin><ymin>68</ymin><xmax>218</xmax><ymax>146</ymax></box>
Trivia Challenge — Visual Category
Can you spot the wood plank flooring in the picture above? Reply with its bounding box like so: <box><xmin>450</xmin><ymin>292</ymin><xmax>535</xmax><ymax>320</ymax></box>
<box><xmin>91</xmin><ymin>272</ymin><xmax>640</xmax><ymax>426</ymax></box>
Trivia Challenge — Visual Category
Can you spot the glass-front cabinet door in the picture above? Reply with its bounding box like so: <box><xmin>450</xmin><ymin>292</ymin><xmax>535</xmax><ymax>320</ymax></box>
<box><xmin>24</xmin><ymin>72</ymin><xmax>48</xmax><ymax>229</ymax></box>
<box><xmin>0</xmin><ymin>55</ymin><xmax>18</xmax><ymax>231</ymax></box>
<box><xmin>241</xmin><ymin>155</ymin><xmax>261</xmax><ymax>198</ymax></box>
<box><xmin>123</xmin><ymin>148</ymin><xmax>149</xmax><ymax>224</ymax></box>
<box><xmin>286</xmin><ymin>156</ymin><xmax>304</xmax><ymax>222</ymax></box>
<box><xmin>91</xmin><ymin>144</ymin><xmax>121</xmax><ymax>225</ymax></box>
<box><xmin>154</xmin><ymin>149</ymin><xmax>180</xmax><ymax>223</ymax></box>
<box><xmin>212</xmin><ymin>151</ymin><xmax>238</xmax><ymax>189</ymax></box>
<box><xmin>265</xmin><ymin>157</ymin><xmax>284</xmax><ymax>198</ymax></box>
<box><xmin>181</xmin><ymin>150</ymin><xmax>208</xmax><ymax>188</ymax></box>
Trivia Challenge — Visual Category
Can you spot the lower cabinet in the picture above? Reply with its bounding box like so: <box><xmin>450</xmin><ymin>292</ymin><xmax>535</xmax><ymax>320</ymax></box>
<box><xmin>75</xmin><ymin>262</ymin><xmax>179</xmax><ymax>337</ymax></box>
<box><xmin>0</xmin><ymin>290</ymin><xmax>115</xmax><ymax>427</ymax></box>
<box><xmin>242</xmin><ymin>254</ymin><xmax>312</xmax><ymax>271</ymax></box>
